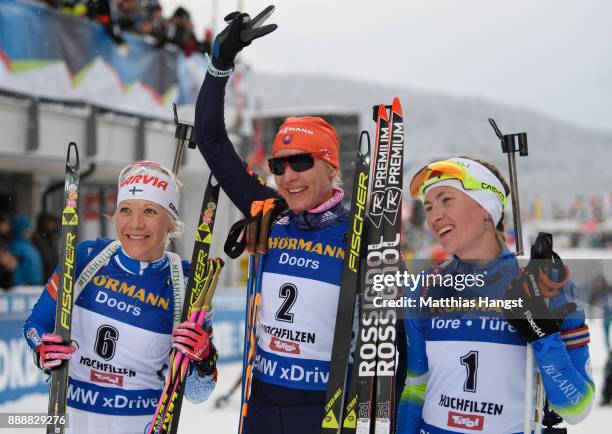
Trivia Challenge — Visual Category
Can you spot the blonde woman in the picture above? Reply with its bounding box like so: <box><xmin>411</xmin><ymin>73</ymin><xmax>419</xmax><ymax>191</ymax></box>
<box><xmin>24</xmin><ymin>161</ymin><xmax>218</xmax><ymax>434</ymax></box>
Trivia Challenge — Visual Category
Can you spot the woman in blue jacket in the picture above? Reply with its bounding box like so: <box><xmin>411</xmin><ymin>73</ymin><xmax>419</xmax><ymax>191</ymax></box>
<box><xmin>195</xmin><ymin>8</ymin><xmax>406</xmax><ymax>433</ymax></box>
<box><xmin>24</xmin><ymin>161</ymin><xmax>218</xmax><ymax>434</ymax></box>
<box><xmin>397</xmin><ymin>157</ymin><xmax>594</xmax><ymax>433</ymax></box>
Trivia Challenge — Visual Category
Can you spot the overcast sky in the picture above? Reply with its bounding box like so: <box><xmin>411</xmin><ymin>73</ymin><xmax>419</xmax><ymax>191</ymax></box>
<box><xmin>161</xmin><ymin>0</ymin><xmax>612</xmax><ymax>133</ymax></box>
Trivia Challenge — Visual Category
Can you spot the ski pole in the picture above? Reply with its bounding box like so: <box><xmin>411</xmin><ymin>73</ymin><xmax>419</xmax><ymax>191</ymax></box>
<box><xmin>239</xmin><ymin>251</ymin><xmax>256</xmax><ymax>409</ymax></box>
<box><xmin>239</xmin><ymin>257</ymin><xmax>264</xmax><ymax>434</ymax></box>
<box><xmin>238</xmin><ymin>200</ymin><xmax>264</xmax><ymax>434</ymax></box>
<box><xmin>151</xmin><ymin>258</ymin><xmax>224</xmax><ymax>434</ymax></box>
<box><xmin>215</xmin><ymin>374</ymin><xmax>243</xmax><ymax>408</ymax></box>
<box><xmin>149</xmin><ymin>261</ymin><xmax>217</xmax><ymax>434</ymax></box>
<box><xmin>238</xmin><ymin>198</ymin><xmax>276</xmax><ymax>434</ymax></box>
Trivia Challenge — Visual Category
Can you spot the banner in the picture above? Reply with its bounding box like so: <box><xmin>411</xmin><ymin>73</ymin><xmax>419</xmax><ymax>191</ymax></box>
<box><xmin>0</xmin><ymin>290</ymin><xmax>47</xmax><ymax>405</ymax></box>
<box><xmin>0</xmin><ymin>0</ymin><xmax>201</xmax><ymax>119</ymax></box>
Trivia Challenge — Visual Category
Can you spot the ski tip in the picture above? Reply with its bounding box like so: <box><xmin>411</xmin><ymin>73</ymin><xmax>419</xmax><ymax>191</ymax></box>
<box><xmin>377</xmin><ymin>104</ymin><xmax>388</xmax><ymax>120</ymax></box>
<box><xmin>392</xmin><ymin>97</ymin><xmax>402</xmax><ymax>115</ymax></box>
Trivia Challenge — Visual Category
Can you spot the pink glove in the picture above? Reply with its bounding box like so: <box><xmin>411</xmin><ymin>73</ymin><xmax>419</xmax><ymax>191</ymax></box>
<box><xmin>34</xmin><ymin>333</ymin><xmax>76</xmax><ymax>371</ymax></box>
<box><xmin>172</xmin><ymin>321</ymin><xmax>211</xmax><ymax>362</ymax></box>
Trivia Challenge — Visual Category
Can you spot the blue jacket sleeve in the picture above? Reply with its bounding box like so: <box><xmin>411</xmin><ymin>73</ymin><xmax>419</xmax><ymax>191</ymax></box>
<box><xmin>194</xmin><ymin>73</ymin><xmax>279</xmax><ymax>216</ymax></box>
<box><xmin>397</xmin><ymin>318</ymin><xmax>428</xmax><ymax>434</ymax></box>
<box><xmin>532</xmin><ymin>279</ymin><xmax>594</xmax><ymax>424</ymax></box>
<box><xmin>23</xmin><ymin>269</ymin><xmax>57</xmax><ymax>349</ymax></box>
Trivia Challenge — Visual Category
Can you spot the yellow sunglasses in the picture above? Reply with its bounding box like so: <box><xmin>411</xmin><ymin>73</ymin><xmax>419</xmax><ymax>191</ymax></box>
<box><xmin>409</xmin><ymin>160</ymin><xmax>507</xmax><ymax>207</ymax></box>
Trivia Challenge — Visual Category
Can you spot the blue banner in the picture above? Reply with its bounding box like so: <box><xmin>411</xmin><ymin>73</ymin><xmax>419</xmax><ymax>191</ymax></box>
<box><xmin>0</xmin><ymin>291</ymin><xmax>48</xmax><ymax>404</ymax></box>
<box><xmin>0</xmin><ymin>0</ymin><xmax>205</xmax><ymax>118</ymax></box>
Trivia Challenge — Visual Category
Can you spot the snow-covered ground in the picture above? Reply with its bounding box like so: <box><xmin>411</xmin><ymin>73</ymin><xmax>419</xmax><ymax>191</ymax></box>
<box><xmin>2</xmin><ymin>320</ymin><xmax>610</xmax><ymax>433</ymax></box>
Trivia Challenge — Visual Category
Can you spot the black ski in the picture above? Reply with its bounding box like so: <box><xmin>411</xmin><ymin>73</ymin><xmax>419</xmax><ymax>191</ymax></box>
<box><xmin>342</xmin><ymin>104</ymin><xmax>393</xmax><ymax>434</ymax></box>
<box><xmin>373</xmin><ymin>98</ymin><xmax>404</xmax><ymax>434</ymax></box>
<box><xmin>47</xmin><ymin>142</ymin><xmax>80</xmax><ymax>434</ymax></box>
<box><xmin>163</xmin><ymin>174</ymin><xmax>221</xmax><ymax>434</ymax></box>
<box><xmin>322</xmin><ymin>131</ymin><xmax>371</xmax><ymax>432</ymax></box>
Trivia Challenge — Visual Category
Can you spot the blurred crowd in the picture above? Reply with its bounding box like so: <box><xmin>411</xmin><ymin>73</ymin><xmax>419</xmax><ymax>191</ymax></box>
<box><xmin>0</xmin><ymin>212</ymin><xmax>60</xmax><ymax>290</ymax></box>
<box><xmin>35</xmin><ymin>0</ymin><xmax>213</xmax><ymax>56</ymax></box>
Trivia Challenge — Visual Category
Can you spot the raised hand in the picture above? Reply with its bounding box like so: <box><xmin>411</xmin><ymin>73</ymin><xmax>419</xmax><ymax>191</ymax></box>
<box><xmin>212</xmin><ymin>5</ymin><xmax>278</xmax><ymax>68</ymax></box>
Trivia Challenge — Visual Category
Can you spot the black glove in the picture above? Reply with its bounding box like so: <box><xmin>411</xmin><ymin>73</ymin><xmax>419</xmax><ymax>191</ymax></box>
<box><xmin>194</xmin><ymin>341</ymin><xmax>218</xmax><ymax>378</ymax></box>
<box><xmin>212</xmin><ymin>5</ymin><xmax>277</xmax><ymax>69</ymax></box>
<box><xmin>504</xmin><ymin>269</ymin><xmax>576</xmax><ymax>342</ymax></box>
<box><xmin>503</xmin><ymin>233</ymin><xmax>575</xmax><ymax>342</ymax></box>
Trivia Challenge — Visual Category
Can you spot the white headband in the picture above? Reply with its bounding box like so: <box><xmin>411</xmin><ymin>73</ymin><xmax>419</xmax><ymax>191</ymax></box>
<box><xmin>117</xmin><ymin>162</ymin><xmax>179</xmax><ymax>219</ymax></box>
<box><xmin>422</xmin><ymin>157</ymin><xmax>506</xmax><ymax>225</ymax></box>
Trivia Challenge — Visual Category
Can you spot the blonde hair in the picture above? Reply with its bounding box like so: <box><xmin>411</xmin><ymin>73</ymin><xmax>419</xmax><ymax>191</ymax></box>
<box><xmin>326</xmin><ymin>162</ymin><xmax>343</xmax><ymax>189</ymax></box>
<box><xmin>167</xmin><ymin>220</ymin><xmax>184</xmax><ymax>243</ymax></box>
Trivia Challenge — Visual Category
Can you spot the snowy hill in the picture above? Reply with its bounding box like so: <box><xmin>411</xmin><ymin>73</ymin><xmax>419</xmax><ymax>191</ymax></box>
<box><xmin>246</xmin><ymin>72</ymin><xmax>612</xmax><ymax>209</ymax></box>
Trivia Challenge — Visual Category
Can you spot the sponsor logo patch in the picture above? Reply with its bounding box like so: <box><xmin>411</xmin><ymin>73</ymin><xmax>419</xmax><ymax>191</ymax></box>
<box><xmin>320</xmin><ymin>211</ymin><xmax>337</xmax><ymax>223</ymax></box>
<box><xmin>270</xmin><ymin>337</ymin><xmax>300</xmax><ymax>354</ymax></box>
<box><xmin>280</xmin><ymin>126</ymin><xmax>314</xmax><ymax>136</ymax></box>
<box><xmin>447</xmin><ymin>411</ymin><xmax>484</xmax><ymax>431</ymax></box>
<box><xmin>119</xmin><ymin>174</ymin><xmax>168</xmax><ymax>191</ymax></box>
<box><xmin>90</xmin><ymin>370</ymin><xmax>124</xmax><ymax>387</ymax></box>
<box><xmin>27</xmin><ymin>328</ymin><xmax>42</xmax><ymax>346</ymax></box>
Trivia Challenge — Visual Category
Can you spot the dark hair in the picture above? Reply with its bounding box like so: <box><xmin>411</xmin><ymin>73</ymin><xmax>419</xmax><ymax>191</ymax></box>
<box><xmin>173</xmin><ymin>7</ymin><xmax>190</xmax><ymax>19</ymax></box>
<box><xmin>459</xmin><ymin>156</ymin><xmax>510</xmax><ymax>247</ymax></box>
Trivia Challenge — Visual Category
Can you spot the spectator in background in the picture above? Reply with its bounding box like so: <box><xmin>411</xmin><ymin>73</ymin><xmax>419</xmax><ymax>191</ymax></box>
<box><xmin>9</xmin><ymin>214</ymin><xmax>44</xmax><ymax>286</ymax></box>
<box><xmin>114</xmin><ymin>0</ymin><xmax>143</xmax><ymax>33</ymax></box>
<box><xmin>32</xmin><ymin>213</ymin><xmax>60</xmax><ymax>281</ymax></box>
<box><xmin>0</xmin><ymin>213</ymin><xmax>18</xmax><ymax>289</ymax></box>
<box><xmin>140</xmin><ymin>2</ymin><xmax>167</xmax><ymax>47</ymax></box>
<box><xmin>87</xmin><ymin>0</ymin><xmax>126</xmax><ymax>45</ymax></box>
<box><xmin>197</xmin><ymin>28</ymin><xmax>213</xmax><ymax>56</ymax></box>
<box><xmin>38</xmin><ymin>0</ymin><xmax>211</xmax><ymax>54</ymax></box>
<box><xmin>165</xmin><ymin>6</ymin><xmax>197</xmax><ymax>55</ymax></box>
